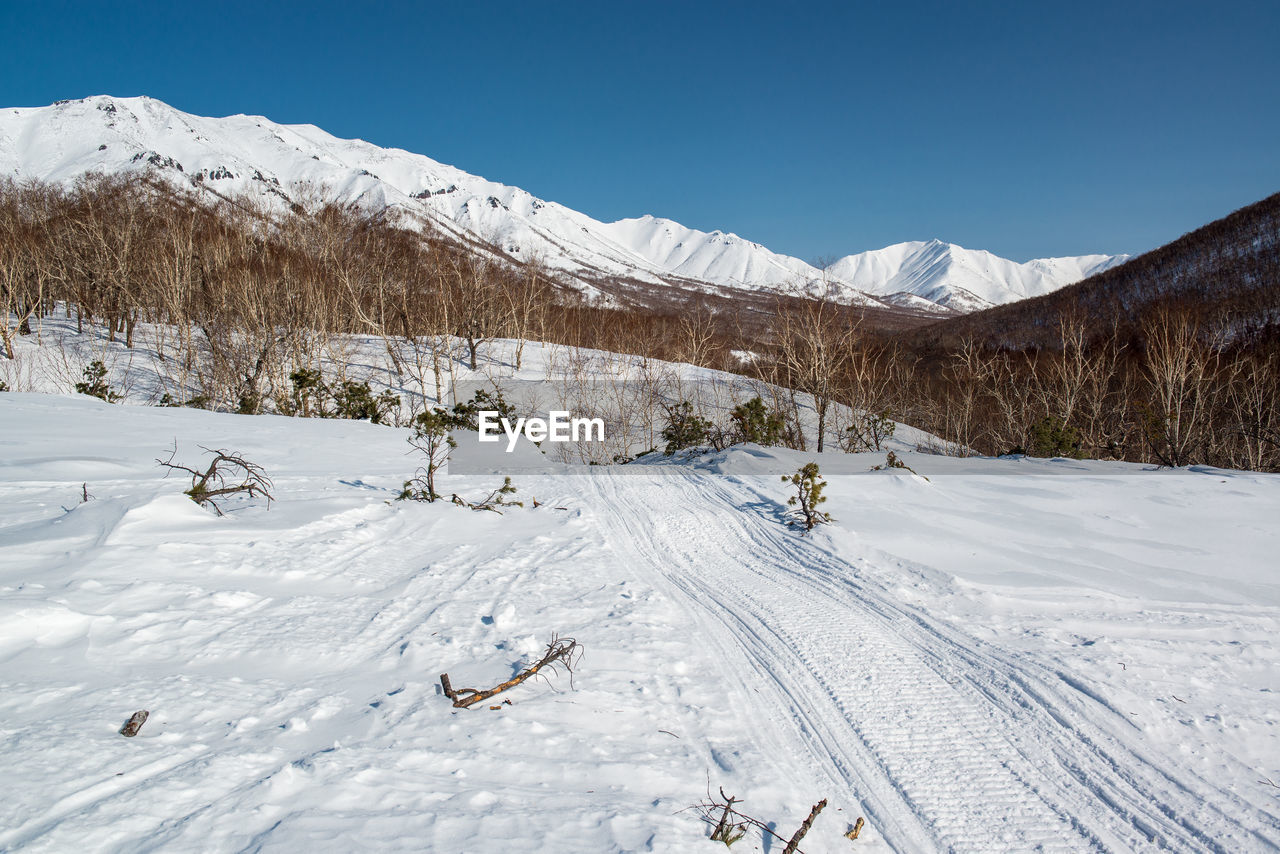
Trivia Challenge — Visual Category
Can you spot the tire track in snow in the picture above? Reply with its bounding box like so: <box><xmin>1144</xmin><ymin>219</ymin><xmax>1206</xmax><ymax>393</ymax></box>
<box><xmin>587</xmin><ymin>473</ymin><xmax>1279</xmax><ymax>853</ymax></box>
<box><xmin>702</xmin><ymin>474</ymin><xmax>1280</xmax><ymax>853</ymax></box>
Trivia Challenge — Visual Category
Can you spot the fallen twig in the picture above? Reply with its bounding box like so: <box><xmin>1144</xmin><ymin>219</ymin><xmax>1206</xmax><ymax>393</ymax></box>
<box><xmin>688</xmin><ymin>787</ymin><xmax>830</xmax><ymax>853</ymax></box>
<box><xmin>440</xmin><ymin>635</ymin><xmax>581</xmax><ymax>709</ymax></box>
<box><xmin>782</xmin><ymin>798</ymin><xmax>826</xmax><ymax>854</ymax></box>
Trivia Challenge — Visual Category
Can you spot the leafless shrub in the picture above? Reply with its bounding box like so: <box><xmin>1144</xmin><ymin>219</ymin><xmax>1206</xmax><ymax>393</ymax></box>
<box><xmin>157</xmin><ymin>443</ymin><xmax>274</xmax><ymax>515</ymax></box>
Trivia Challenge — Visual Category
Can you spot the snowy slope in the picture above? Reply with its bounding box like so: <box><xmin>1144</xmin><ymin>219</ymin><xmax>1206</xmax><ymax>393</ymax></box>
<box><xmin>2</xmin><ymin>390</ymin><xmax>1278</xmax><ymax>852</ymax></box>
<box><xmin>0</xmin><ymin>96</ymin><xmax>1126</xmax><ymax>311</ymax></box>
<box><xmin>3</xmin><ymin>307</ymin><xmax>1280</xmax><ymax>850</ymax></box>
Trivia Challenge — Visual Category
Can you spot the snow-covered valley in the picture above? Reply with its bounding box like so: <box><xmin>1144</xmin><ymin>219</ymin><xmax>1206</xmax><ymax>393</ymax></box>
<box><xmin>2</xmin><ymin>363</ymin><xmax>1279</xmax><ymax>851</ymax></box>
<box><xmin>4</xmin><ymin>2</ymin><xmax>1276</xmax><ymax>849</ymax></box>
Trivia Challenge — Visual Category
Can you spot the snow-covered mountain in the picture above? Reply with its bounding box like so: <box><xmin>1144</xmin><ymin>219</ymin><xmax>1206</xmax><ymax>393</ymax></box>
<box><xmin>0</xmin><ymin>95</ymin><xmax>1127</xmax><ymax>312</ymax></box>
<box><xmin>825</xmin><ymin>240</ymin><xmax>1129</xmax><ymax>313</ymax></box>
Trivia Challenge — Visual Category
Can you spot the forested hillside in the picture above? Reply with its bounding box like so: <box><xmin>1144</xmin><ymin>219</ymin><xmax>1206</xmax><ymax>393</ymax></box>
<box><xmin>3</xmin><ymin>174</ymin><xmax>1278</xmax><ymax>471</ymax></box>
<box><xmin>916</xmin><ymin>191</ymin><xmax>1280</xmax><ymax>350</ymax></box>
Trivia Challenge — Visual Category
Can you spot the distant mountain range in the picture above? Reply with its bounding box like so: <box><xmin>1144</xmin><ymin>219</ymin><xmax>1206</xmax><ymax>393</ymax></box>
<box><xmin>0</xmin><ymin>95</ymin><xmax>1127</xmax><ymax>313</ymax></box>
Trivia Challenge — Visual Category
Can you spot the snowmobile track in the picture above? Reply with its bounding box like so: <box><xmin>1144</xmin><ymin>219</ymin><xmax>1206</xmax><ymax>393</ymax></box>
<box><xmin>589</xmin><ymin>473</ymin><xmax>1279</xmax><ymax>853</ymax></box>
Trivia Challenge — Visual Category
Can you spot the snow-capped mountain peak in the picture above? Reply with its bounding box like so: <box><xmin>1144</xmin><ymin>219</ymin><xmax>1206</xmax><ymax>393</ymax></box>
<box><xmin>823</xmin><ymin>239</ymin><xmax>1128</xmax><ymax>311</ymax></box>
<box><xmin>0</xmin><ymin>96</ymin><xmax>1127</xmax><ymax>312</ymax></box>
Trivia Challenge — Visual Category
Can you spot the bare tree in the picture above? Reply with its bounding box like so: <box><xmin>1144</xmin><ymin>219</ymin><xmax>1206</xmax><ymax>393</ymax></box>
<box><xmin>771</xmin><ymin>281</ymin><xmax>858</xmax><ymax>452</ymax></box>
<box><xmin>677</xmin><ymin>299</ymin><xmax>719</xmax><ymax>368</ymax></box>
<box><xmin>1140</xmin><ymin>308</ymin><xmax>1220</xmax><ymax>466</ymax></box>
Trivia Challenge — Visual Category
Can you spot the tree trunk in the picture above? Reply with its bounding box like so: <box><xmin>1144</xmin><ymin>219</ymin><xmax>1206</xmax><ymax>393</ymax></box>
<box><xmin>816</xmin><ymin>397</ymin><xmax>828</xmax><ymax>452</ymax></box>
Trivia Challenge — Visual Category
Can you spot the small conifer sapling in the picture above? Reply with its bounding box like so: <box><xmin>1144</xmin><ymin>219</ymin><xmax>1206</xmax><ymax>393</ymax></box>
<box><xmin>845</xmin><ymin>410</ymin><xmax>896</xmax><ymax>452</ymax></box>
<box><xmin>76</xmin><ymin>360</ymin><xmax>120</xmax><ymax>403</ymax></box>
<box><xmin>399</xmin><ymin>407</ymin><xmax>467</xmax><ymax>502</ymax></box>
<box><xmin>730</xmin><ymin>396</ymin><xmax>786</xmax><ymax>446</ymax></box>
<box><xmin>662</xmin><ymin>400</ymin><xmax>712</xmax><ymax>455</ymax></box>
<box><xmin>782</xmin><ymin>462</ymin><xmax>832</xmax><ymax>531</ymax></box>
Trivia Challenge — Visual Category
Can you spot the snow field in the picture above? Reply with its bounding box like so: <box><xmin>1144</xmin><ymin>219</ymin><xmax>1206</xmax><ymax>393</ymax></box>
<box><xmin>2</xmin><ymin>320</ymin><xmax>1279</xmax><ymax>851</ymax></box>
<box><xmin>0</xmin><ymin>395</ymin><xmax>859</xmax><ymax>851</ymax></box>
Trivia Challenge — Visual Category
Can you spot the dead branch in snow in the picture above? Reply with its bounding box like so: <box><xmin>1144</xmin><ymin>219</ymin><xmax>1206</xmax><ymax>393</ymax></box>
<box><xmin>448</xmin><ymin>476</ymin><xmax>523</xmax><ymax>514</ymax></box>
<box><xmin>440</xmin><ymin>635</ymin><xmax>581</xmax><ymax>709</ymax></box>
<box><xmin>688</xmin><ymin>787</ymin><xmax>830</xmax><ymax>853</ymax></box>
<box><xmin>157</xmin><ymin>442</ymin><xmax>273</xmax><ymax>515</ymax></box>
<box><xmin>782</xmin><ymin>798</ymin><xmax>826</xmax><ymax>853</ymax></box>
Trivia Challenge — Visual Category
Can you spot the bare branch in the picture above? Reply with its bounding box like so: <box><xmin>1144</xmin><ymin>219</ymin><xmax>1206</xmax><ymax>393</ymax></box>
<box><xmin>782</xmin><ymin>798</ymin><xmax>826</xmax><ymax>854</ymax></box>
<box><xmin>440</xmin><ymin>634</ymin><xmax>582</xmax><ymax>709</ymax></box>
<box><xmin>157</xmin><ymin>443</ymin><xmax>273</xmax><ymax>515</ymax></box>
<box><xmin>687</xmin><ymin>788</ymin><xmax>830</xmax><ymax>853</ymax></box>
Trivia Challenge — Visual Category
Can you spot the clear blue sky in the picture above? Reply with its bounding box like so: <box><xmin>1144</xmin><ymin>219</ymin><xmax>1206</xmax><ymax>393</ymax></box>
<box><xmin>2</xmin><ymin>0</ymin><xmax>1277</xmax><ymax>262</ymax></box>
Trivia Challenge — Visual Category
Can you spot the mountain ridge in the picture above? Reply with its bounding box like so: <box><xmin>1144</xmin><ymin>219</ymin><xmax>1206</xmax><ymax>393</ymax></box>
<box><xmin>0</xmin><ymin>95</ymin><xmax>1127</xmax><ymax>312</ymax></box>
<box><xmin>913</xmin><ymin>189</ymin><xmax>1280</xmax><ymax>349</ymax></box>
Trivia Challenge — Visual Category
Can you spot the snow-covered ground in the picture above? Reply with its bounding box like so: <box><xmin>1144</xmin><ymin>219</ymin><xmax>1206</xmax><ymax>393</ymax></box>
<box><xmin>2</xmin><ymin>325</ymin><xmax>1279</xmax><ymax>851</ymax></box>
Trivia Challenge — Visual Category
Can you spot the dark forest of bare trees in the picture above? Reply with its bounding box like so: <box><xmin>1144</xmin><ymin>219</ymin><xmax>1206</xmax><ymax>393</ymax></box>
<box><xmin>2</xmin><ymin>173</ymin><xmax>1277</xmax><ymax>471</ymax></box>
<box><xmin>917</xmin><ymin>191</ymin><xmax>1280</xmax><ymax>351</ymax></box>
<box><xmin>0</xmin><ymin>173</ymin><xmax>715</xmax><ymax>409</ymax></box>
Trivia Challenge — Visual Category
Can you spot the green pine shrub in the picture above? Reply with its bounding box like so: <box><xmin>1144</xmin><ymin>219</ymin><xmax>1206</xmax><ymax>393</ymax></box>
<box><xmin>845</xmin><ymin>410</ymin><xmax>896</xmax><ymax>452</ymax></box>
<box><xmin>782</xmin><ymin>462</ymin><xmax>831</xmax><ymax>531</ymax></box>
<box><xmin>1009</xmin><ymin>416</ymin><xmax>1085</xmax><ymax>459</ymax></box>
<box><xmin>662</xmin><ymin>400</ymin><xmax>712</xmax><ymax>455</ymax></box>
<box><xmin>452</xmin><ymin>388</ymin><xmax>517</xmax><ymax>429</ymax></box>
<box><xmin>730</xmin><ymin>396</ymin><xmax>786</xmax><ymax>446</ymax></box>
<box><xmin>398</xmin><ymin>407</ymin><xmax>468</xmax><ymax>502</ymax></box>
<box><xmin>75</xmin><ymin>360</ymin><xmax>120</xmax><ymax>403</ymax></box>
